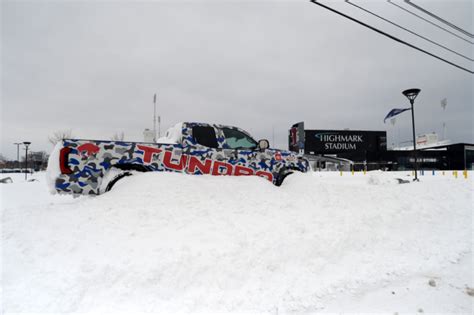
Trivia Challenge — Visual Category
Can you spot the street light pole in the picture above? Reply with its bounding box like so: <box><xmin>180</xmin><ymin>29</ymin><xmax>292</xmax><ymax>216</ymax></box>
<box><xmin>13</xmin><ymin>143</ymin><xmax>21</xmax><ymax>169</ymax></box>
<box><xmin>23</xmin><ymin>142</ymin><xmax>31</xmax><ymax>180</ymax></box>
<box><xmin>410</xmin><ymin>98</ymin><xmax>418</xmax><ymax>180</ymax></box>
<box><xmin>153</xmin><ymin>93</ymin><xmax>157</xmax><ymax>142</ymax></box>
<box><xmin>402</xmin><ymin>88</ymin><xmax>421</xmax><ymax>181</ymax></box>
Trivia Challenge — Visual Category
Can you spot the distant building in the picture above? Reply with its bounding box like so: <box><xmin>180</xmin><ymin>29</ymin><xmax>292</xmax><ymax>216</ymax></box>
<box><xmin>289</xmin><ymin>122</ymin><xmax>474</xmax><ymax>170</ymax></box>
<box><xmin>28</xmin><ymin>151</ymin><xmax>48</xmax><ymax>171</ymax></box>
<box><xmin>143</xmin><ymin>129</ymin><xmax>155</xmax><ymax>143</ymax></box>
<box><xmin>385</xmin><ymin>143</ymin><xmax>474</xmax><ymax>171</ymax></box>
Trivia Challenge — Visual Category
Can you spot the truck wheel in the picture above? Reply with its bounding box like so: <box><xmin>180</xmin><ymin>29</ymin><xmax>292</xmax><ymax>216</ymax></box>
<box><xmin>99</xmin><ymin>168</ymin><xmax>133</xmax><ymax>194</ymax></box>
<box><xmin>276</xmin><ymin>169</ymin><xmax>293</xmax><ymax>186</ymax></box>
<box><xmin>105</xmin><ymin>171</ymin><xmax>132</xmax><ymax>192</ymax></box>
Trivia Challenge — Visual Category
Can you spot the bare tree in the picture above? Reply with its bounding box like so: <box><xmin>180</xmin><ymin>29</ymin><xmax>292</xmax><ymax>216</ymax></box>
<box><xmin>110</xmin><ymin>132</ymin><xmax>125</xmax><ymax>141</ymax></box>
<box><xmin>48</xmin><ymin>130</ymin><xmax>73</xmax><ymax>145</ymax></box>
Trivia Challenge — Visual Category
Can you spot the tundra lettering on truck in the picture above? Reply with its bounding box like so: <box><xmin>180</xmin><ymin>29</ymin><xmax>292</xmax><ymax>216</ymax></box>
<box><xmin>47</xmin><ymin>122</ymin><xmax>310</xmax><ymax>195</ymax></box>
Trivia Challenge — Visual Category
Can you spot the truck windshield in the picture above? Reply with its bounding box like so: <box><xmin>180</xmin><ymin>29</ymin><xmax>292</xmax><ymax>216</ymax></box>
<box><xmin>222</xmin><ymin>128</ymin><xmax>257</xmax><ymax>150</ymax></box>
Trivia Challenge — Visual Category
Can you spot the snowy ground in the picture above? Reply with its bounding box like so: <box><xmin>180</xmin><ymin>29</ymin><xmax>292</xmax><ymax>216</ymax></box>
<box><xmin>1</xmin><ymin>170</ymin><xmax>473</xmax><ymax>314</ymax></box>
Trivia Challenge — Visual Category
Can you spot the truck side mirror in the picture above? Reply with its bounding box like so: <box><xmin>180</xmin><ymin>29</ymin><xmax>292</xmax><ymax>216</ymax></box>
<box><xmin>257</xmin><ymin>139</ymin><xmax>270</xmax><ymax>151</ymax></box>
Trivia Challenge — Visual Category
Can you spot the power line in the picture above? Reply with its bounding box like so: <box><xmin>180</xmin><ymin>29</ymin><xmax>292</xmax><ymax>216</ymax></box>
<box><xmin>309</xmin><ymin>0</ymin><xmax>473</xmax><ymax>74</ymax></box>
<box><xmin>346</xmin><ymin>0</ymin><xmax>473</xmax><ymax>62</ymax></box>
<box><xmin>387</xmin><ymin>0</ymin><xmax>473</xmax><ymax>45</ymax></box>
<box><xmin>405</xmin><ymin>0</ymin><xmax>474</xmax><ymax>38</ymax></box>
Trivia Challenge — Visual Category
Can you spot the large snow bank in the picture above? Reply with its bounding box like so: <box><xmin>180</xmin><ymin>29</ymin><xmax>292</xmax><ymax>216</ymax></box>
<box><xmin>45</xmin><ymin>141</ymin><xmax>62</xmax><ymax>194</ymax></box>
<box><xmin>1</xmin><ymin>171</ymin><xmax>473</xmax><ymax>313</ymax></box>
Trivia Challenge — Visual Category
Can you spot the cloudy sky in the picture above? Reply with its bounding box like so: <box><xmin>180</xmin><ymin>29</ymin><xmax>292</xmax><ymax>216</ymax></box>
<box><xmin>1</xmin><ymin>0</ymin><xmax>472</xmax><ymax>159</ymax></box>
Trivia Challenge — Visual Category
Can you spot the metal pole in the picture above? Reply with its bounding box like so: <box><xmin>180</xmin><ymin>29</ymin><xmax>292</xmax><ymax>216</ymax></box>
<box><xmin>14</xmin><ymin>143</ymin><xmax>21</xmax><ymax>169</ymax></box>
<box><xmin>153</xmin><ymin>94</ymin><xmax>157</xmax><ymax>142</ymax></box>
<box><xmin>443</xmin><ymin>122</ymin><xmax>446</xmax><ymax>140</ymax></box>
<box><xmin>410</xmin><ymin>99</ymin><xmax>418</xmax><ymax>181</ymax></box>
<box><xmin>157</xmin><ymin>94</ymin><xmax>161</xmax><ymax>139</ymax></box>
<box><xmin>441</xmin><ymin>98</ymin><xmax>447</xmax><ymax>140</ymax></box>
<box><xmin>464</xmin><ymin>146</ymin><xmax>467</xmax><ymax>170</ymax></box>
<box><xmin>23</xmin><ymin>142</ymin><xmax>31</xmax><ymax>180</ymax></box>
<box><xmin>272</xmin><ymin>125</ymin><xmax>275</xmax><ymax>147</ymax></box>
<box><xmin>25</xmin><ymin>146</ymin><xmax>28</xmax><ymax>180</ymax></box>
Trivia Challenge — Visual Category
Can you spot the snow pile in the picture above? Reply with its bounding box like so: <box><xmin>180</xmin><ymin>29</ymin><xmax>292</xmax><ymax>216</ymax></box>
<box><xmin>45</xmin><ymin>141</ymin><xmax>62</xmax><ymax>194</ymax></box>
<box><xmin>156</xmin><ymin>122</ymin><xmax>183</xmax><ymax>144</ymax></box>
<box><xmin>1</xmin><ymin>171</ymin><xmax>473</xmax><ymax>313</ymax></box>
<box><xmin>367</xmin><ymin>170</ymin><xmax>402</xmax><ymax>185</ymax></box>
<box><xmin>0</xmin><ymin>177</ymin><xmax>13</xmax><ymax>184</ymax></box>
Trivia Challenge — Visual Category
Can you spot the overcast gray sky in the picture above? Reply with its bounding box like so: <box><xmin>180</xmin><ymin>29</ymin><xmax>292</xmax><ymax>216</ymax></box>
<box><xmin>1</xmin><ymin>0</ymin><xmax>472</xmax><ymax>159</ymax></box>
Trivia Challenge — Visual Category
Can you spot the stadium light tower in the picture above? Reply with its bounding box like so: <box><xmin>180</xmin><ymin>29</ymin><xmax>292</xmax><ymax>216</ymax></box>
<box><xmin>23</xmin><ymin>141</ymin><xmax>31</xmax><ymax>180</ymax></box>
<box><xmin>402</xmin><ymin>88</ymin><xmax>421</xmax><ymax>181</ymax></box>
<box><xmin>13</xmin><ymin>142</ymin><xmax>22</xmax><ymax>168</ymax></box>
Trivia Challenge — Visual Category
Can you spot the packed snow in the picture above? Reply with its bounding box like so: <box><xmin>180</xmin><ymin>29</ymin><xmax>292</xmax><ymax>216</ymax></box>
<box><xmin>1</xmin><ymin>170</ymin><xmax>473</xmax><ymax>313</ymax></box>
<box><xmin>156</xmin><ymin>122</ymin><xmax>183</xmax><ymax>144</ymax></box>
<box><xmin>45</xmin><ymin>141</ymin><xmax>62</xmax><ymax>194</ymax></box>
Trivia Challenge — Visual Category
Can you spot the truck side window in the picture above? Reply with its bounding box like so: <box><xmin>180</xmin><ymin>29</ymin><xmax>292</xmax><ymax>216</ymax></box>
<box><xmin>222</xmin><ymin>128</ymin><xmax>257</xmax><ymax>149</ymax></box>
<box><xmin>192</xmin><ymin>126</ymin><xmax>218</xmax><ymax>148</ymax></box>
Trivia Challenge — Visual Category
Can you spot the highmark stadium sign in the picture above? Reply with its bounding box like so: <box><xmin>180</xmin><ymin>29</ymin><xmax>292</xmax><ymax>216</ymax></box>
<box><xmin>304</xmin><ymin>129</ymin><xmax>386</xmax><ymax>154</ymax></box>
<box><xmin>315</xmin><ymin>133</ymin><xmax>364</xmax><ymax>150</ymax></box>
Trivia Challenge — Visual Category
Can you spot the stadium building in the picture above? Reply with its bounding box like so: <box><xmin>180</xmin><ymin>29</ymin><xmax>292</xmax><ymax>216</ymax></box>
<box><xmin>289</xmin><ymin>122</ymin><xmax>474</xmax><ymax>171</ymax></box>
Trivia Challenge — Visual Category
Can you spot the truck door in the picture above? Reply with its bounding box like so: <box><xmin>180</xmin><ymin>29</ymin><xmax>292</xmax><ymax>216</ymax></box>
<box><xmin>185</xmin><ymin>125</ymin><xmax>231</xmax><ymax>176</ymax></box>
<box><xmin>220</xmin><ymin>127</ymin><xmax>260</xmax><ymax>176</ymax></box>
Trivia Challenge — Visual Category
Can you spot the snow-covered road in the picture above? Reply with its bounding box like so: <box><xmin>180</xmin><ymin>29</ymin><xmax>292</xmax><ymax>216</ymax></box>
<box><xmin>1</xmin><ymin>171</ymin><xmax>473</xmax><ymax>313</ymax></box>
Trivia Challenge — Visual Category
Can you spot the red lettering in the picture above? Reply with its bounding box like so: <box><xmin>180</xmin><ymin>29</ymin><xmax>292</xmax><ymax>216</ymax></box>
<box><xmin>187</xmin><ymin>156</ymin><xmax>212</xmax><ymax>174</ymax></box>
<box><xmin>137</xmin><ymin>145</ymin><xmax>162</xmax><ymax>163</ymax></box>
<box><xmin>163</xmin><ymin>151</ymin><xmax>188</xmax><ymax>171</ymax></box>
<box><xmin>234</xmin><ymin>165</ymin><xmax>254</xmax><ymax>176</ymax></box>
<box><xmin>77</xmin><ymin>143</ymin><xmax>100</xmax><ymax>157</ymax></box>
<box><xmin>212</xmin><ymin>161</ymin><xmax>233</xmax><ymax>176</ymax></box>
<box><xmin>256</xmin><ymin>171</ymin><xmax>273</xmax><ymax>182</ymax></box>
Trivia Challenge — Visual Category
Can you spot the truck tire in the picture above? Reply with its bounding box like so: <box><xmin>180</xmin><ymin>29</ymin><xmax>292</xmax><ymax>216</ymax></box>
<box><xmin>99</xmin><ymin>167</ymin><xmax>133</xmax><ymax>194</ymax></box>
<box><xmin>105</xmin><ymin>171</ymin><xmax>132</xmax><ymax>192</ymax></box>
<box><xmin>276</xmin><ymin>168</ymin><xmax>293</xmax><ymax>186</ymax></box>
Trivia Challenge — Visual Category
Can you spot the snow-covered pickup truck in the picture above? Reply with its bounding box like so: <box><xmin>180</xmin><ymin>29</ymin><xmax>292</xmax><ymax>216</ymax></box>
<box><xmin>47</xmin><ymin>122</ymin><xmax>310</xmax><ymax>195</ymax></box>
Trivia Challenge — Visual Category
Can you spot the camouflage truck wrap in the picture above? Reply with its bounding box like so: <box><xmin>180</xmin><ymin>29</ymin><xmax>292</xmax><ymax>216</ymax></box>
<box><xmin>49</xmin><ymin>122</ymin><xmax>310</xmax><ymax>195</ymax></box>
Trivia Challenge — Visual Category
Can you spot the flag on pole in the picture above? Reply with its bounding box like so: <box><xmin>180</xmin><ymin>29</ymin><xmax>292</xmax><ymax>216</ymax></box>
<box><xmin>384</xmin><ymin>108</ymin><xmax>411</xmax><ymax>123</ymax></box>
<box><xmin>154</xmin><ymin>93</ymin><xmax>157</xmax><ymax>103</ymax></box>
<box><xmin>441</xmin><ymin>98</ymin><xmax>447</xmax><ymax>110</ymax></box>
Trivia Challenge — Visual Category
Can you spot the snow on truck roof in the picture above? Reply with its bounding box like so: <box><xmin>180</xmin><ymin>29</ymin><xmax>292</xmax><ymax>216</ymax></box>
<box><xmin>156</xmin><ymin>122</ymin><xmax>183</xmax><ymax>144</ymax></box>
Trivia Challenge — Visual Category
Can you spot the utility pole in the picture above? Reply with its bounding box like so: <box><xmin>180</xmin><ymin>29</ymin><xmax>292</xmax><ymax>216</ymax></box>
<box><xmin>23</xmin><ymin>142</ymin><xmax>31</xmax><ymax>180</ymax></box>
<box><xmin>441</xmin><ymin>98</ymin><xmax>447</xmax><ymax>140</ymax></box>
<box><xmin>272</xmin><ymin>125</ymin><xmax>275</xmax><ymax>148</ymax></box>
<box><xmin>153</xmin><ymin>93</ymin><xmax>157</xmax><ymax>142</ymax></box>
<box><xmin>153</xmin><ymin>93</ymin><xmax>161</xmax><ymax>141</ymax></box>
<box><xmin>13</xmin><ymin>143</ymin><xmax>21</xmax><ymax>169</ymax></box>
